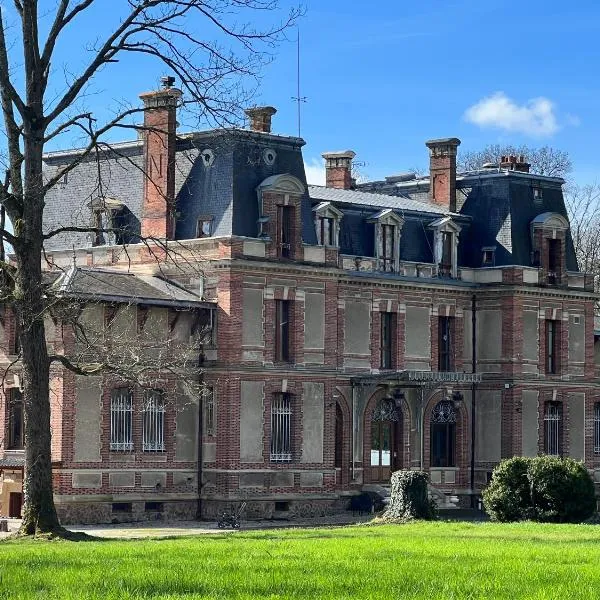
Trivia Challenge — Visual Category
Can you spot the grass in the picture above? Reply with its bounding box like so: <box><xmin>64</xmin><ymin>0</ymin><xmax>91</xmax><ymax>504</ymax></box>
<box><xmin>1</xmin><ymin>521</ymin><xmax>600</xmax><ymax>599</ymax></box>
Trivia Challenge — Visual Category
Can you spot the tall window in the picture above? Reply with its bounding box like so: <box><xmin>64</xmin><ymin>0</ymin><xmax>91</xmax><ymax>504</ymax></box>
<box><xmin>275</xmin><ymin>299</ymin><xmax>291</xmax><ymax>362</ymax></box>
<box><xmin>270</xmin><ymin>393</ymin><xmax>292</xmax><ymax>462</ymax></box>
<box><xmin>7</xmin><ymin>388</ymin><xmax>24</xmax><ymax>449</ymax></box>
<box><xmin>548</xmin><ymin>238</ymin><xmax>560</xmax><ymax>284</ymax></box>
<box><xmin>545</xmin><ymin>320</ymin><xmax>559</xmax><ymax>374</ymax></box>
<box><xmin>544</xmin><ymin>402</ymin><xmax>562</xmax><ymax>456</ymax></box>
<box><xmin>438</xmin><ymin>316</ymin><xmax>453</xmax><ymax>372</ymax></box>
<box><xmin>277</xmin><ymin>205</ymin><xmax>292</xmax><ymax>258</ymax></box>
<box><xmin>335</xmin><ymin>403</ymin><xmax>343</xmax><ymax>469</ymax></box>
<box><xmin>110</xmin><ymin>387</ymin><xmax>133</xmax><ymax>451</ymax></box>
<box><xmin>440</xmin><ymin>231</ymin><xmax>453</xmax><ymax>276</ymax></box>
<box><xmin>380</xmin><ymin>312</ymin><xmax>394</xmax><ymax>369</ymax></box>
<box><xmin>318</xmin><ymin>216</ymin><xmax>335</xmax><ymax>246</ymax></box>
<box><xmin>430</xmin><ymin>400</ymin><xmax>456</xmax><ymax>467</ymax></box>
<box><xmin>204</xmin><ymin>386</ymin><xmax>215</xmax><ymax>437</ymax></box>
<box><xmin>594</xmin><ymin>403</ymin><xmax>600</xmax><ymax>455</ymax></box>
<box><xmin>143</xmin><ymin>389</ymin><xmax>165</xmax><ymax>452</ymax></box>
<box><xmin>381</xmin><ymin>224</ymin><xmax>395</xmax><ymax>272</ymax></box>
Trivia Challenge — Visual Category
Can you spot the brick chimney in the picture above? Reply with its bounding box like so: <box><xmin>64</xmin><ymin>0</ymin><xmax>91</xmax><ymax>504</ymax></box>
<box><xmin>425</xmin><ymin>138</ymin><xmax>461</xmax><ymax>211</ymax></box>
<box><xmin>322</xmin><ymin>150</ymin><xmax>356</xmax><ymax>190</ymax></box>
<box><xmin>139</xmin><ymin>78</ymin><xmax>182</xmax><ymax>239</ymax></box>
<box><xmin>245</xmin><ymin>106</ymin><xmax>277</xmax><ymax>133</ymax></box>
<box><xmin>500</xmin><ymin>154</ymin><xmax>530</xmax><ymax>173</ymax></box>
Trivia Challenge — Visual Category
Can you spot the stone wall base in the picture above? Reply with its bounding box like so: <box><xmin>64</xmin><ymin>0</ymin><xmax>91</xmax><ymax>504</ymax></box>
<box><xmin>56</xmin><ymin>500</ymin><xmax>197</xmax><ymax>526</ymax></box>
<box><xmin>201</xmin><ymin>498</ymin><xmax>348</xmax><ymax>520</ymax></box>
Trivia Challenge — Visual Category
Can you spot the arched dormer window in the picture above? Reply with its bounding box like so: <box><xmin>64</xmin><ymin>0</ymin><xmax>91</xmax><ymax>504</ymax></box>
<box><xmin>312</xmin><ymin>202</ymin><xmax>343</xmax><ymax>247</ymax></box>
<box><xmin>89</xmin><ymin>197</ymin><xmax>126</xmax><ymax>246</ymax></box>
<box><xmin>530</xmin><ymin>212</ymin><xmax>569</xmax><ymax>286</ymax></box>
<box><xmin>428</xmin><ymin>216</ymin><xmax>461</xmax><ymax>278</ymax></box>
<box><xmin>367</xmin><ymin>209</ymin><xmax>404</xmax><ymax>273</ymax></box>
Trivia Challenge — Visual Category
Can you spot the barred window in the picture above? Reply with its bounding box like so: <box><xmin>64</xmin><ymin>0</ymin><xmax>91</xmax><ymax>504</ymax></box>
<box><xmin>204</xmin><ymin>386</ymin><xmax>215</xmax><ymax>437</ymax></box>
<box><xmin>594</xmin><ymin>403</ymin><xmax>600</xmax><ymax>454</ymax></box>
<box><xmin>270</xmin><ymin>393</ymin><xmax>292</xmax><ymax>462</ymax></box>
<box><xmin>110</xmin><ymin>388</ymin><xmax>133</xmax><ymax>451</ymax></box>
<box><xmin>544</xmin><ymin>401</ymin><xmax>562</xmax><ymax>456</ymax></box>
<box><xmin>143</xmin><ymin>389</ymin><xmax>165</xmax><ymax>452</ymax></box>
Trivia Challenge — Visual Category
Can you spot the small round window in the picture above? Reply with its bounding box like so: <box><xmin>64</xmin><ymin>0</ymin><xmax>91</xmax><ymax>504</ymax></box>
<box><xmin>201</xmin><ymin>149</ymin><xmax>215</xmax><ymax>167</ymax></box>
<box><xmin>263</xmin><ymin>148</ymin><xmax>276</xmax><ymax>166</ymax></box>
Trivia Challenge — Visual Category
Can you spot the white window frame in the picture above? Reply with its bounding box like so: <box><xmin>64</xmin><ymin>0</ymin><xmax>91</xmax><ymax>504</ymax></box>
<box><xmin>428</xmin><ymin>216</ymin><xmax>461</xmax><ymax>278</ymax></box>
<box><xmin>143</xmin><ymin>389</ymin><xmax>165</xmax><ymax>452</ymax></box>
<box><xmin>368</xmin><ymin>209</ymin><xmax>404</xmax><ymax>273</ymax></box>
<box><xmin>313</xmin><ymin>202</ymin><xmax>343</xmax><ymax>247</ymax></box>
<box><xmin>110</xmin><ymin>387</ymin><xmax>133</xmax><ymax>452</ymax></box>
<box><xmin>270</xmin><ymin>393</ymin><xmax>292</xmax><ymax>462</ymax></box>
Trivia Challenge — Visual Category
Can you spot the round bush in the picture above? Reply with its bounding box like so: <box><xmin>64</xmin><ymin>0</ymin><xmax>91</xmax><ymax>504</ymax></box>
<box><xmin>483</xmin><ymin>456</ymin><xmax>596</xmax><ymax>523</ymax></box>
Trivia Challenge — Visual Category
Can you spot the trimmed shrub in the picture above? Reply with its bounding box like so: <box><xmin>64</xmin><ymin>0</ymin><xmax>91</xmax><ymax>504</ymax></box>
<box><xmin>381</xmin><ymin>470</ymin><xmax>436</xmax><ymax>522</ymax></box>
<box><xmin>483</xmin><ymin>456</ymin><xmax>596</xmax><ymax>523</ymax></box>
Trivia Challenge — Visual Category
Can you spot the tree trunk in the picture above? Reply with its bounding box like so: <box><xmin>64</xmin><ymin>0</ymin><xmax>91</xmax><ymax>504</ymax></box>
<box><xmin>16</xmin><ymin>125</ymin><xmax>61</xmax><ymax>534</ymax></box>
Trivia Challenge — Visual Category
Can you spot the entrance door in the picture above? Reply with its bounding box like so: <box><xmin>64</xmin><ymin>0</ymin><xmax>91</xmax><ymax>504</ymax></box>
<box><xmin>9</xmin><ymin>492</ymin><xmax>22</xmax><ymax>518</ymax></box>
<box><xmin>370</xmin><ymin>420</ymin><xmax>394</xmax><ymax>483</ymax></box>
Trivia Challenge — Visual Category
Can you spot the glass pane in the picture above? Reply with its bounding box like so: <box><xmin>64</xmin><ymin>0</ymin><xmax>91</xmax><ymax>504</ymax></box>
<box><xmin>371</xmin><ymin>450</ymin><xmax>380</xmax><ymax>466</ymax></box>
<box><xmin>371</xmin><ymin>422</ymin><xmax>380</xmax><ymax>466</ymax></box>
<box><xmin>381</xmin><ymin>424</ymin><xmax>391</xmax><ymax>466</ymax></box>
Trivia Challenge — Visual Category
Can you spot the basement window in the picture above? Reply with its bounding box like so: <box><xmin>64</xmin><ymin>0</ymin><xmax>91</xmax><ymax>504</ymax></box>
<box><xmin>112</xmin><ymin>502</ymin><xmax>132</xmax><ymax>513</ymax></box>
<box><xmin>274</xmin><ymin>501</ymin><xmax>290</xmax><ymax>512</ymax></box>
<box><xmin>145</xmin><ymin>502</ymin><xmax>164</xmax><ymax>513</ymax></box>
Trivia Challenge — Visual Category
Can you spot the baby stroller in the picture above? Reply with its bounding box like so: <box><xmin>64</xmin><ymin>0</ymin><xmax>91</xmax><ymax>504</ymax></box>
<box><xmin>217</xmin><ymin>501</ymin><xmax>246</xmax><ymax>529</ymax></box>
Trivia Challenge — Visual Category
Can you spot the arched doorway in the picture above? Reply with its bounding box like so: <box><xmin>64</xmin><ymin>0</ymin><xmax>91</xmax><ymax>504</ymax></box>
<box><xmin>369</xmin><ymin>398</ymin><xmax>401</xmax><ymax>483</ymax></box>
<box><xmin>430</xmin><ymin>399</ymin><xmax>457</xmax><ymax>467</ymax></box>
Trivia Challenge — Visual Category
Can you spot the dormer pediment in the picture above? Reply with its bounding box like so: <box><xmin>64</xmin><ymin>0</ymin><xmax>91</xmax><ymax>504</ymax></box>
<box><xmin>531</xmin><ymin>212</ymin><xmax>569</xmax><ymax>231</ymax></box>
<box><xmin>257</xmin><ymin>173</ymin><xmax>305</xmax><ymax>195</ymax></box>
<box><xmin>428</xmin><ymin>215</ymin><xmax>461</xmax><ymax>234</ymax></box>
<box><xmin>367</xmin><ymin>208</ymin><xmax>404</xmax><ymax>227</ymax></box>
<box><xmin>312</xmin><ymin>201</ymin><xmax>344</xmax><ymax>219</ymax></box>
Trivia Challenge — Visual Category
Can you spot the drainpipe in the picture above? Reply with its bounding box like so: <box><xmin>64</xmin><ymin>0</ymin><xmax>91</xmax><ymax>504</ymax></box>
<box><xmin>196</xmin><ymin>374</ymin><xmax>204</xmax><ymax>520</ymax></box>
<box><xmin>470</xmin><ymin>293</ymin><xmax>477</xmax><ymax>508</ymax></box>
<box><xmin>351</xmin><ymin>383</ymin><xmax>356</xmax><ymax>481</ymax></box>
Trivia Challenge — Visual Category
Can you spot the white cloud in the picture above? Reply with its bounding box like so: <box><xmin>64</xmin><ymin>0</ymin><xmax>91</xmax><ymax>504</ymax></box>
<box><xmin>304</xmin><ymin>158</ymin><xmax>326</xmax><ymax>186</ymax></box>
<box><xmin>464</xmin><ymin>92</ymin><xmax>560</xmax><ymax>137</ymax></box>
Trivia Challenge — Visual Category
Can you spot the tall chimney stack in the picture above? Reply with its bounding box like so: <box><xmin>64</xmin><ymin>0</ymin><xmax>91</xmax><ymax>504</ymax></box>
<box><xmin>500</xmin><ymin>154</ymin><xmax>530</xmax><ymax>173</ymax></box>
<box><xmin>245</xmin><ymin>106</ymin><xmax>277</xmax><ymax>133</ymax></box>
<box><xmin>322</xmin><ymin>150</ymin><xmax>356</xmax><ymax>190</ymax></box>
<box><xmin>139</xmin><ymin>77</ymin><xmax>182</xmax><ymax>239</ymax></box>
<box><xmin>425</xmin><ymin>138</ymin><xmax>461</xmax><ymax>211</ymax></box>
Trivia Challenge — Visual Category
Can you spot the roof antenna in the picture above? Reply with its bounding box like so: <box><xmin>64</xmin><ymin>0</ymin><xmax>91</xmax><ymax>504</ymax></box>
<box><xmin>71</xmin><ymin>244</ymin><xmax>77</xmax><ymax>268</ymax></box>
<box><xmin>291</xmin><ymin>26</ymin><xmax>307</xmax><ymax>137</ymax></box>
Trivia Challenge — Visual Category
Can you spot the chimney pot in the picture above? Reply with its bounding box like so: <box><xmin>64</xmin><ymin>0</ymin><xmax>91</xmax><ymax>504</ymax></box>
<box><xmin>245</xmin><ymin>106</ymin><xmax>277</xmax><ymax>133</ymax></box>
<box><xmin>322</xmin><ymin>150</ymin><xmax>356</xmax><ymax>190</ymax></box>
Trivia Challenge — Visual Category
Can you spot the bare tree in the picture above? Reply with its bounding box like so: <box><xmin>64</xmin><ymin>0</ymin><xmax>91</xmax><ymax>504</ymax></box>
<box><xmin>564</xmin><ymin>182</ymin><xmax>600</xmax><ymax>293</ymax></box>
<box><xmin>0</xmin><ymin>0</ymin><xmax>299</xmax><ymax>536</ymax></box>
<box><xmin>458</xmin><ymin>144</ymin><xmax>572</xmax><ymax>178</ymax></box>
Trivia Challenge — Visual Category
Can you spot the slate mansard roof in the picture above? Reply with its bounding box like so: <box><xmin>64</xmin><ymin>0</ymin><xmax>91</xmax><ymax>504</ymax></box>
<box><xmin>42</xmin><ymin>123</ymin><xmax>578</xmax><ymax>272</ymax></box>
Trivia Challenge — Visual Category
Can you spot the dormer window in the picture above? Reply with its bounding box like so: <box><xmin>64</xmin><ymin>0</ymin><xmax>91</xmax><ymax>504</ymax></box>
<box><xmin>196</xmin><ymin>216</ymin><xmax>213</xmax><ymax>238</ymax></box>
<box><xmin>428</xmin><ymin>216</ymin><xmax>461</xmax><ymax>278</ymax></box>
<box><xmin>530</xmin><ymin>212</ymin><xmax>569</xmax><ymax>286</ymax></box>
<box><xmin>482</xmin><ymin>247</ymin><xmax>496</xmax><ymax>267</ymax></box>
<box><xmin>368</xmin><ymin>209</ymin><xmax>404</xmax><ymax>273</ymax></box>
<box><xmin>90</xmin><ymin>197</ymin><xmax>126</xmax><ymax>246</ymax></box>
<box><xmin>313</xmin><ymin>202</ymin><xmax>343</xmax><ymax>247</ymax></box>
<box><xmin>533</xmin><ymin>187</ymin><xmax>543</xmax><ymax>202</ymax></box>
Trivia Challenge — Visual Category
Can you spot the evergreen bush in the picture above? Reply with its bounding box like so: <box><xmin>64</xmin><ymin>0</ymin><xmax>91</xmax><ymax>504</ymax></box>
<box><xmin>483</xmin><ymin>456</ymin><xmax>596</xmax><ymax>523</ymax></box>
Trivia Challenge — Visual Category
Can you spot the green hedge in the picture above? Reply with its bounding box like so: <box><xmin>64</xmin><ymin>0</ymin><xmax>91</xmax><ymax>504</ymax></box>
<box><xmin>483</xmin><ymin>456</ymin><xmax>596</xmax><ymax>523</ymax></box>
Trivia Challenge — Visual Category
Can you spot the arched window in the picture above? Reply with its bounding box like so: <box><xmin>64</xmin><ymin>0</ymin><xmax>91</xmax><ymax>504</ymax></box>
<box><xmin>335</xmin><ymin>403</ymin><xmax>344</xmax><ymax>469</ymax></box>
<box><xmin>430</xmin><ymin>400</ymin><xmax>456</xmax><ymax>467</ymax></box>
<box><xmin>544</xmin><ymin>401</ymin><xmax>562</xmax><ymax>456</ymax></box>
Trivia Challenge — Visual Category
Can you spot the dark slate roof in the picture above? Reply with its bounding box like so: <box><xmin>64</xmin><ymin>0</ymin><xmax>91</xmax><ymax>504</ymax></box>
<box><xmin>308</xmin><ymin>185</ymin><xmax>454</xmax><ymax>215</ymax></box>
<box><xmin>51</xmin><ymin>267</ymin><xmax>214</xmax><ymax>309</ymax></box>
<box><xmin>0</xmin><ymin>455</ymin><xmax>24</xmax><ymax>468</ymax></box>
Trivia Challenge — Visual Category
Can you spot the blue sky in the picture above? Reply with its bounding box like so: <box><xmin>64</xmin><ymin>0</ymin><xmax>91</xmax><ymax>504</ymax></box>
<box><xmin>18</xmin><ymin>0</ymin><xmax>599</xmax><ymax>186</ymax></box>
<box><xmin>254</xmin><ymin>0</ymin><xmax>600</xmax><ymax>185</ymax></box>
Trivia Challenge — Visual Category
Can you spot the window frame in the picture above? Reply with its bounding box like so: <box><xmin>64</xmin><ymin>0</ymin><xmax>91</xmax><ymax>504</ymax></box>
<box><xmin>438</xmin><ymin>316</ymin><xmax>453</xmax><ymax>372</ymax></box>
<box><xmin>430</xmin><ymin>400</ymin><xmax>457</xmax><ymax>468</ymax></box>
<box><xmin>544</xmin><ymin>401</ymin><xmax>562</xmax><ymax>456</ymax></box>
<box><xmin>110</xmin><ymin>387</ymin><xmax>134</xmax><ymax>452</ymax></box>
<box><xmin>142</xmin><ymin>389</ymin><xmax>165</xmax><ymax>452</ymax></box>
<box><xmin>594</xmin><ymin>402</ymin><xmax>600</xmax><ymax>455</ymax></box>
<box><xmin>545</xmin><ymin>319</ymin><xmax>559</xmax><ymax>374</ymax></box>
<box><xmin>277</xmin><ymin>205</ymin><xmax>292</xmax><ymax>258</ymax></box>
<box><xmin>196</xmin><ymin>217</ymin><xmax>213</xmax><ymax>238</ymax></box>
<box><xmin>274</xmin><ymin>299</ymin><xmax>291</xmax><ymax>363</ymax></box>
<box><xmin>7</xmin><ymin>388</ymin><xmax>24</xmax><ymax>450</ymax></box>
<box><xmin>270</xmin><ymin>392</ymin><xmax>292</xmax><ymax>462</ymax></box>
<box><xmin>380</xmin><ymin>312</ymin><xmax>394</xmax><ymax>370</ymax></box>
<box><xmin>381</xmin><ymin>223</ymin><xmax>395</xmax><ymax>272</ymax></box>
<box><xmin>204</xmin><ymin>386</ymin><xmax>215</xmax><ymax>437</ymax></box>
<box><xmin>547</xmin><ymin>238</ymin><xmax>561</xmax><ymax>284</ymax></box>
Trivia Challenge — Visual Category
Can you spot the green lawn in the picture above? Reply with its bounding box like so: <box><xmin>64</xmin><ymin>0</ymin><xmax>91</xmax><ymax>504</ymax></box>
<box><xmin>1</xmin><ymin>521</ymin><xmax>600</xmax><ymax>599</ymax></box>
